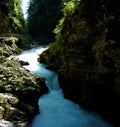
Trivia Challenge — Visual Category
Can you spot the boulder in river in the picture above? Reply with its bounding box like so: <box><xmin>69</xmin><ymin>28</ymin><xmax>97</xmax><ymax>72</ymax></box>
<box><xmin>19</xmin><ymin>60</ymin><xmax>29</xmax><ymax>66</ymax></box>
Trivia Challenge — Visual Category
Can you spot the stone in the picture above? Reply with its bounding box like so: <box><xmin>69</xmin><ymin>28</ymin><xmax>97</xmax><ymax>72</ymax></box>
<box><xmin>0</xmin><ymin>57</ymin><xmax>48</xmax><ymax>126</ymax></box>
<box><xmin>0</xmin><ymin>119</ymin><xmax>14</xmax><ymax>127</ymax></box>
<box><xmin>19</xmin><ymin>60</ymin><xmax>29</xmax><ymax>66</ymax></box>
<box><xmin>0</xmin><ymin>93</ymin><xmax>19</xmax><ymax>105</ymax></box>
<box><xmin>0</xmin><ymin>106</ymin><xmax>5</xmax><ymax>119</ymax></box>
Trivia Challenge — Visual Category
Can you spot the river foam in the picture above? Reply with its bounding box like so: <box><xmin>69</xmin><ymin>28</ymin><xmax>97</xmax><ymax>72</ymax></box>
<box><xmin>18</xmin><ymin>46</ymin><xmax>113</xmax><ymax>127</ymax></box>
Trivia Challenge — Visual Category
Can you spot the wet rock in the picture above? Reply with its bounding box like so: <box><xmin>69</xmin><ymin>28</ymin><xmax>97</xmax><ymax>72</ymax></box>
<box><xmin>0</xmin><ymin>119</ymin><xmax>14</xmax><ymax>127</ymax></box>
<box><xmin>0</xmin><ymin>59</ymin><xmax>48</xmax><ymax>126</ymax></box>
<box><xmin>0</xmin><ymin>93</ymin><xmax>19</xmax><ymax>106</ymax></box>
<box><xmin>19</xmin><ymin>60</ymin><xmax>29</xmax><ymax>66</ymax></box>
<box><xmin>39</xmin><ymin>0</ymin><xmax>120</xmax><ymax>126</ymax></box>
<box><xmin>0</xmin><ymin>106</ymin><xmax>4</xmax><ymax>119</ymax></box>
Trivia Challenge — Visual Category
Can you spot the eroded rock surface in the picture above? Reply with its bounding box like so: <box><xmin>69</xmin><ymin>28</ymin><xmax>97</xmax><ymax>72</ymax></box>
<box><xmin>0</xmin><ymin>46</ymin><xmax>48</xmax><ymax>126</ymax></box>
<box><xmin>39</xmin><ymin>0</ymin><xmax>120</xmax><ymax>126</ymax></box>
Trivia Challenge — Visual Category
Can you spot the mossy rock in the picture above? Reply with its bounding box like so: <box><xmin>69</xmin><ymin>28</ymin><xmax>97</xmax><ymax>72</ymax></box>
<box><xmin>0</xmin><ymin>58</ymin><xmax>48</xmax><ymax>125</ymax></box>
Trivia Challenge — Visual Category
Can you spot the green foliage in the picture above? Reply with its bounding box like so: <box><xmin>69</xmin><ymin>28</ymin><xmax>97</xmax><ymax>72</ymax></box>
<box><xmin>53</xmin><ymin>0</ymin><xmax>81</xmax><ymax>45</ymax></box>
<box><xmin>0</xmin><ymin>0</ymin><xmax>26</xmax><ymax>34</ymax></box>
<box><xmin>0</xmin><ymin>0</ymin><xmax>32</xmax><ymax>50</ymax></box>
<box><xmin>53</xmin><ymin>18</ymin><xmax>65</xmax><ymax>43</ymax></box>
<box><xmin>2</xmin><ymin>37</ymin><xmax>18</xmax><ymax>46</ymax></box>
<box><xmin>27</xmin><ymin>0</ymin><xmax>63</xmax><ymax>43</ymax></box>
<box><xmin>48</xmin><ymin>42</ymin><xmax>62</xmax><ymax>57</ymax></box>
<box><xmin>39</xmin><ymin>0</ymin><xmax>81</xmax><ymax>68</ymax></box>
<box><xmin>63</xmin><ymin>0</ymin><xmax>80</xmax><ymax>16</ymax></box>
<box><xmin>0</xmin><ymin>37</ymin><xmax>21</xmax><ymax>57</ymax></box>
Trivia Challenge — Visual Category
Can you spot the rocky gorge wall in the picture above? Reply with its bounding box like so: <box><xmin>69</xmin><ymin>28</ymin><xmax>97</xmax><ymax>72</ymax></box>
<box><xmin>39</xmin><ymin>0</ymin><xmax>120</xmax><ymax>126</ymax></box>
<box><xmin>0</xmin><ymin>1</ymin><xmax>49</xmax><ymax>126</ymax></box>
<box><xmin>0</xmin><ymin>38</ymin><xmax>48</xmax><ymax>127</ymax></box>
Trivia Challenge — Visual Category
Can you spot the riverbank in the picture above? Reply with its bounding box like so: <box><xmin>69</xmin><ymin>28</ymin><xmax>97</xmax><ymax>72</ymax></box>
<box><xmin>0</xmin><ymin>38</ymin><xmax>48</xmax><ymax>126</ymax></box>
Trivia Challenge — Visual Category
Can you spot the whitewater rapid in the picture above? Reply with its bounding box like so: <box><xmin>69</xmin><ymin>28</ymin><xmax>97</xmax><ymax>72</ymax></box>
<box><xmin>18</xmin><ymin>46</ymin><xmax>112</xmax><ymax>127</ymax></box>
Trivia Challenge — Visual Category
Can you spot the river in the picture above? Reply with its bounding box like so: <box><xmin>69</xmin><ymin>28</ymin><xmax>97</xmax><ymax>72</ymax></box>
<box><xmin>18</xmin><ymin>46</ymin><xmax>112</xmax><ymax>127</ymax></box>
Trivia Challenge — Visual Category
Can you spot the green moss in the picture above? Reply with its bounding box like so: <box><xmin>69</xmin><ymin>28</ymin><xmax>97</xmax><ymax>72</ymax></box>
<box><xmin>63</xmin><ymin>0</ymin><xmax>80</xmax><ymax>16</ymax></box>
<box><xmin>39</xmin><ymin>0</ymin><xmax>120</xmax><ymax>126</ymax></box>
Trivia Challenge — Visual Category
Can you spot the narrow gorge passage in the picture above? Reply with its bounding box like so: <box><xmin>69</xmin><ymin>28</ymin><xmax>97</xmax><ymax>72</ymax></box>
<box><xmin>18</xmin><ymin>46</ymin><xmax>113</xmax><ymax>127</ymax></box>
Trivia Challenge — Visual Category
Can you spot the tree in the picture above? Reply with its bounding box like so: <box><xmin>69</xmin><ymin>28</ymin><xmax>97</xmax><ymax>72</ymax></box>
<box><xmin>0</xmin><ymin>0</ymin><xmax>26</xmax><ymax>34</ymax></box>
<box><xmin>27</xmin><ymin>0</ymin><xmax>63</xmax><ymax>43</ymax></box>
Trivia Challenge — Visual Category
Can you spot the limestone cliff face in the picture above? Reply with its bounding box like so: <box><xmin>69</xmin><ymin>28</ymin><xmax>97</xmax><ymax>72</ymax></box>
<box><xmin>39</xmin><ymin>0</ymin><xmax>120</xmax><ymax>126</ymax></box>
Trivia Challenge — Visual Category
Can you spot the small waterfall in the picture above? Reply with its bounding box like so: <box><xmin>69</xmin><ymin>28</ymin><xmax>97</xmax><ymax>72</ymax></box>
<box><xmin>18</xmin><ymin>47</ymin><xmax>113</xmax><ymax>127</ymax></box>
